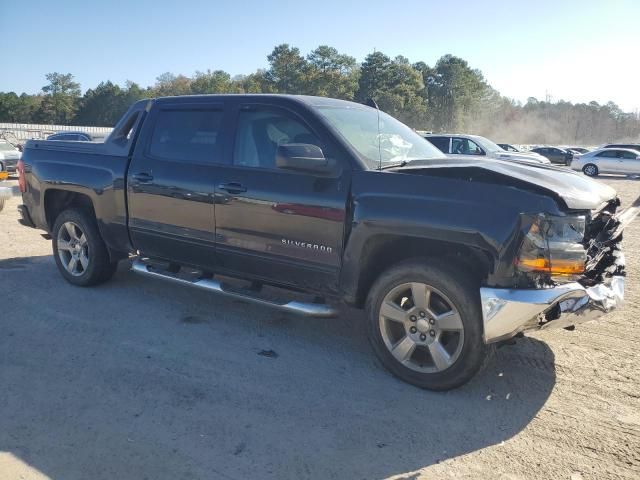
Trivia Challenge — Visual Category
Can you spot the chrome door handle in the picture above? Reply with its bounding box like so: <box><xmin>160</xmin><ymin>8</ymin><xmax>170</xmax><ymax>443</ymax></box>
<box><xmin>132</xmin><ymin>172</ymin><xmax>154</xmax><ymax>183</ymax></box>
<box><xmin>218</xmin><ymin>182</ymin><xmax>247</xmax><ymax>194</ymax></box>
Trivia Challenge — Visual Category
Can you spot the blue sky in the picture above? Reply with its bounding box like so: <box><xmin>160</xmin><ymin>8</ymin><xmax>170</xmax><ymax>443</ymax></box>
<box><xmin>3</xmin><ymin>0</ymin><xmax>639</xmax><ymax>112</ymax></box>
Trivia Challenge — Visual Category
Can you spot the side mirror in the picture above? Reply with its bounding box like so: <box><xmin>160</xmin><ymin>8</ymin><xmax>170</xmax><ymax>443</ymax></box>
<box><xmin>276</xmin><ymin>143</ymin><xmax>332</xmax><ymax>173</ymax></box>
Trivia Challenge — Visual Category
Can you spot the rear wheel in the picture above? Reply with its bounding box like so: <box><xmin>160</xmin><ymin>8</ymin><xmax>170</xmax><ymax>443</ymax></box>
<box><xmin>365</xmin><ymin>258</ymin><xmax>489</xmax><ymax>390</ymax></box>
<box><xmin>52</xmin><ymin>209</ymin><xmax>118</xmax><ymax>286</ymax></box>
<box><xmin>583</xmin><ymin>164</ymin><xmax>598</xmax><ymax>176</ymax></box>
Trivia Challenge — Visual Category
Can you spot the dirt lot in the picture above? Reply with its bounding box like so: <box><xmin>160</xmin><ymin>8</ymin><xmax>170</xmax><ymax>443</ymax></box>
<box><xmin>1</xmin><ymin>176</ymin><xmax>639</xmax><ymax>480</ymax></box>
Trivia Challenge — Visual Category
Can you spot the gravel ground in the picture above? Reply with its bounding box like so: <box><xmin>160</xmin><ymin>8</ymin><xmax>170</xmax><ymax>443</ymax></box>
<box><xmin>0</xmin><ymin>176</ymin><xmax>638</xmax><ymax>480</ymax></box>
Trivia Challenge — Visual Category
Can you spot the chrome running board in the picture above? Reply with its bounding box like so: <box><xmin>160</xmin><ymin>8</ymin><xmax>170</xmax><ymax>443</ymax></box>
<box><xmin>131</xmin><ymin>259</ymin><xmax>337</xmax><ymax>318</ymax></box>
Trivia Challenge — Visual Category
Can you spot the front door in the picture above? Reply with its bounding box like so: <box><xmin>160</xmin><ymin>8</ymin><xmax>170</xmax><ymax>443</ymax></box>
<box><xmin>545</xmin><ymin>148</ymin><xmax>560</xmax><ymax>163</ymax></box>
<box><xmin>212</xmin><ymin>103</ymin><xmax>350</xmax><ymax>293</ymax></box>
<box><xmin>594</xmin><ymin>150</ymin><xmax>619</xmax><ymax>173</ymax></box>
<box><xmin>127</xmin><ymin>100</ymin><xmax>229</xmax><ymax>269</ymax></box>
<box><xmin>617</xmin><ymin>150</ymin><xmax>640</xmax><ymax>174</ymax></box>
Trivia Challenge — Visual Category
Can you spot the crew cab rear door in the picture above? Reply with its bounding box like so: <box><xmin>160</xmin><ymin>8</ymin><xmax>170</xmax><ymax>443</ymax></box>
<box><xmin>212</xmin><ymin>101</ymin><xmax>350</xmax><ymax>293</ymax></box>
<box><xmin>127</xmin><ymin>99</ymin><xmax>230</xmax><ymax>269</ymax></box>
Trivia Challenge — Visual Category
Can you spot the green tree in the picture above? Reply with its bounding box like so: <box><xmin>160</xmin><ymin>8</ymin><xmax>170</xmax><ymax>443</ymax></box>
<box><xmin>425</xmin><ymin>55</ymin><xmax>490</xmax><ymax>131</ymax></box>
<box><xmin>306</xmin><ymin>45</ymin><xmax>358</xmax><ymax>99</ymax></box>
<box><xmin>1</xmin><ymin>46</ymin><xmax>639</xmax><ymax>142</ymax></box>
<box><xmin>191</xmin><ymin>70</ymin><xmax>238</xmax><ymax>94</ymax></box>
<box><xmin>74</xmin><ymin>81</ymin><xmax>124</xmax><ymax>126</ymax></box>
<box><xmin>36</xmin><ymin>72</ymin><xmax>81</xmax><ymax>124</ymax></box>
<box><xmin>357</xmin><ymin>52</ymin><xmax>427</xmax><ymax>126</ymax></box>
<box><xmin>0</xmin><ymin>92</ymin><xmax>22</xmax><ymax>122</ymax></box>
<box><xmin>234</xmin><ymin>70</ymin><xmax>274</xmax><ymax>93</ymax></box>
<box><xmin>356</xmin><ymin>51</ymin><xmax>393</xmax><ymax>103</ymax></box>
<box><xmin>154</xmin><ymin>72</ymin><xmax>192</xmax><ymax>96</ymax></box>
<box><xmin>265</xmin><ymin>44</ymin><xmax>308</xmax><ymax>93</ymax></box>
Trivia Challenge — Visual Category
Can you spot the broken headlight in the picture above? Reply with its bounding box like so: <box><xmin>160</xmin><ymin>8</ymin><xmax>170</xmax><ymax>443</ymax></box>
<box><xmin>516</xmin><ymin>214</ymin><xmax>587</xmax><ymax>281</ymax></box>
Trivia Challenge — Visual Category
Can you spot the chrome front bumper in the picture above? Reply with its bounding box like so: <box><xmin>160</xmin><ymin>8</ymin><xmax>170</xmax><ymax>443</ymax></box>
<box><xmin>480</xmin><ymin>276</ymin><xmax>625</xmax><ymax>343</ymax></box>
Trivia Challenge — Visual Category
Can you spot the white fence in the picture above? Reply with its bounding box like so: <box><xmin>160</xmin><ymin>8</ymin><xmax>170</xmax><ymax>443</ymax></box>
<box><xmin>0</xmin><ymin>123</ymin><xmax>113</xmax><ymax>142</ymax></box>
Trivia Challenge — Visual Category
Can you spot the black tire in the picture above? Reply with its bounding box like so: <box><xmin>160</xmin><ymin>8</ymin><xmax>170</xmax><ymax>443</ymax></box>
<box><xmin>583</xmin><ymin>164</ymin><xmax>598</xmax><ymax>176</ymax></box>
<box><xmin>52</xmin><ymin>208</ymin><xmax>118</xmax><ymax>286</ymax></box>
<box><xmin>365</xmin><ymin>258</ymin><xmax>490</xmax><ymax>390</ymax></box>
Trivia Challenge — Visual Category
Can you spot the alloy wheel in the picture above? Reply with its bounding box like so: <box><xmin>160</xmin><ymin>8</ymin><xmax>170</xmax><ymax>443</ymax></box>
<box><xmin>57</xmin><ymin>221</ymin><xmax>90</xmax><ymax>276</ymax></box>
<box><xmin>379</xmin><ymin>282</ymin><xmax>465</xmax><ymax>373</ymax></box>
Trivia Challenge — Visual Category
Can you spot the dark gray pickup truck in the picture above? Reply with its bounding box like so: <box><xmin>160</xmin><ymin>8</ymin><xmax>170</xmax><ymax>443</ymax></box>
<box><xmin>17</xmin><ymin>95</ymin><xmax>636</xmax><ymax>390</ymax></box>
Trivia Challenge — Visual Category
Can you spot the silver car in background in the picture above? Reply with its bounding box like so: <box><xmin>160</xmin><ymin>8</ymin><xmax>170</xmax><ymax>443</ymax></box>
<box><xmin>571</xmin><ymin>148</ymin><xmax>640</xmax><ymax>177</ymax></box>
<box><xmin>0</xmin><ymin>140</ymin><xmax>21</xmax><ymax>172</ymax></box>
<box><xmin>425</xmin><ymin>134</ymin><xmax>551</xmax><ymax>164</ymax></box>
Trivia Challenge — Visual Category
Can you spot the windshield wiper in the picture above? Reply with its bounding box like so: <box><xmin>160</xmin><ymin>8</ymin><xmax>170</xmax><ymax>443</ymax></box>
<box><xmin>377</xmin><ymin>160</ymin><xmax>408</xmax><ymax>170</ymax></box>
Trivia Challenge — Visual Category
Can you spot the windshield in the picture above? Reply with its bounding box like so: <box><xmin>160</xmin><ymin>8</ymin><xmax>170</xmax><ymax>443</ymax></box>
<box><xmin>0</xmin><ymin>142</ymin><xmax>16</xmax><ymax>152</ymax></box>
<box><xmin>471</xmin><ymin>135</ymin><xmax>503</xmax><ymax>153</ymax></box>
<box><xmin>317</xmin><ymin>105</ymin><xmax>445</xmax><ymax>168</ymax></box>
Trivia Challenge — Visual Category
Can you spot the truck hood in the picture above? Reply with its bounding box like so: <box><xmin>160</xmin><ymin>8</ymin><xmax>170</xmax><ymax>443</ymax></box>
<box><xmin>397</xmin><ymin>157</ymin><xmax>617</xmax><ymax>211</ymax></box>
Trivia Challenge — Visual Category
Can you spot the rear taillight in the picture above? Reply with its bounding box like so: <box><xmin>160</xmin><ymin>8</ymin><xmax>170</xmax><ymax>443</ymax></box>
<box><xmin>17</xmin><ymin>159</ymin><xmax>26</xmax><ymax>192</ymax></box>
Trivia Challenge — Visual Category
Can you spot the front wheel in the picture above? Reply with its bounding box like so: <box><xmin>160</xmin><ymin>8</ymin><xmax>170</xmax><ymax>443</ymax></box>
<box><xmin>52</xmin><ymin>208</ymin><xmax>118</xmax><ymax>286</ymax></box>
<box><xmin>583</xmin><ymin>164</ymin><xmax>598</xmax><ymax>176</ymax></box>
<box><xmin>365</xmin><ymin>258</ymin><xmax>489</xmax><ymax>390</ymax></box>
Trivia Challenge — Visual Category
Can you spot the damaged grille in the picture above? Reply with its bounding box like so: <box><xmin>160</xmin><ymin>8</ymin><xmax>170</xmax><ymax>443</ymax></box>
<box><xmin>582</xmin><ymin>198</ymin><xmax>625</xmax><ymax>286</ymax></box>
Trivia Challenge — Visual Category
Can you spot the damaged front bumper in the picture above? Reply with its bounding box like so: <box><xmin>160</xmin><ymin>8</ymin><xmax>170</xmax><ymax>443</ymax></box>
<box><xmin>480</xmin><ymin>274</ymin><xmax>624</xmax><ymax>343</ymax></box>
<box><xmin>481</xmin><ymin>194</ymin><xmax>638</xmax><ymax>344</ymax></box>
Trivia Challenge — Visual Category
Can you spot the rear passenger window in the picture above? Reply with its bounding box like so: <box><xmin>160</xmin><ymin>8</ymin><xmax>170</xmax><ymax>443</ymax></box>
<box><xmin>149</xmin><ymin>109</ymin><xmax>224</xmax><ymax>162</ymax></box>
<box><xmin>426</xmin><ymin>137</ymin><xmax>449</xmax><ymax>152</ymax></box>
<box><xmin>233</xmin><ymin>107</ymin><xmax>320</xmax><ymax>169</ymax></box>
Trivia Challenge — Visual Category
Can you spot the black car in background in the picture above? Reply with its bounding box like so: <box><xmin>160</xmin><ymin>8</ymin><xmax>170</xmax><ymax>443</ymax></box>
<box><xmin>530</xmin><ymin>146</ymin><xmax>573</xmax><ymax>165</ymax></box>
<box><xmin>603</xmin><ymin>143</ymin><xmax>640</xmax><ymax>153</ymax></box>
<box><xmin>47</xmin><ymin>131</ymin><xmax>93</xmax><ymax>142</ymax></box>
<box><xmin>562</xmin><ymin>146</ymin><xmax>590</xmax><ymax>154</ymax></box>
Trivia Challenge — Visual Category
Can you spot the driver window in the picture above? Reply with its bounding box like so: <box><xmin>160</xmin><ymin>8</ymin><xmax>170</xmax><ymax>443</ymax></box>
<box><xmin>452</xmin><ymin>138</ymin><xmax>482</xmax><ymax>155</ymax></box>
<box><xmin>234</xmin><ymin>107</ymin><xmax>321</xmax><ymax>169</ymax></box>
<box><xmin>467</xmin><ymin>139</ymin><xmax>483</xmax><ymax>155</ymax></box>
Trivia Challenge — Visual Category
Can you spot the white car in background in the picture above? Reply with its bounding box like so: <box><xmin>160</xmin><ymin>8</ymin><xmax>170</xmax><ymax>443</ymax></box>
<box><xmin>0</xmin><ymin>140</ymin><xmax>22</xmax><ymax>173</ymax></box>
<box><xmin>571</xmin><ymin>148</ymin><xmax>640</xmax><ymax>177</ymax></box>
<box><xmin>0</xmin><ymin>161</ymin><xmax>10</xmax><ymax>212</ymax></box>
<box><xmin>425</xmin><ymin>134</ymin><xmax>551</xmax><ymax>164</ymax></box>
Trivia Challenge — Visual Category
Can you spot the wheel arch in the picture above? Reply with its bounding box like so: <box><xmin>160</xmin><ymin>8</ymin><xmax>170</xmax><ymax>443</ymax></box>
<box><xmin>44</xmin><ymin>188</ymin><xmax>127</xmax><ymax>262</ymax></box>
<box><xmin>346</xmin><ymin>234</ymin><xmax>494</xmax><ymax>308</ymax></box>
<box><xmin>44</xmin><ymin>189</ymin><xmax>96</xmax><ymax>231</ymax></box>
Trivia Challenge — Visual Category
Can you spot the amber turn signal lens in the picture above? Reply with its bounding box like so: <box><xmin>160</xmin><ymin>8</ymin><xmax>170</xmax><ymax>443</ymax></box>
<box><xmin>517</xmin><ymin>257</ymin><xmax>585</xmax><ymax>276</ymax></box>
<box><xmin>548</xmin><ymin>259</ymin><xmax>586</xmax><ymax>275</ymax></box>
